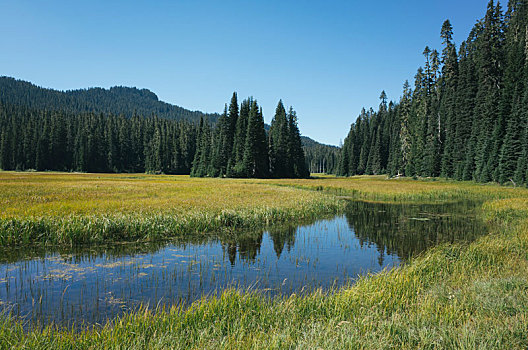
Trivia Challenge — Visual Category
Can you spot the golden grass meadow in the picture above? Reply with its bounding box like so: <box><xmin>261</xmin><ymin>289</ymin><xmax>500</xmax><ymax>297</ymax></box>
<box><xmin>0</xmin><ymin>172</ymin><xmax>342</xmax><ymax>245</ymax></box>
<box><xmin>0</xmin><ymin>172</ymin><xmax>527</xmax><ymax>349</ymax></box>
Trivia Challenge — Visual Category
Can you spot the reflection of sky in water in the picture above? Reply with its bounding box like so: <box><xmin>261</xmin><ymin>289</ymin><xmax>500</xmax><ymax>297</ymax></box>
<box><xmin>0</xmin><ymin>200</ymin><xmax>485</xmax><ymax>328</ymax></box>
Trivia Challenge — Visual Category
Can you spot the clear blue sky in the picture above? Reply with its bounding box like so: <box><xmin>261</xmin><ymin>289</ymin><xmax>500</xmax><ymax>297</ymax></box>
<box><xmin>1</xmin><ymin>0</ymin><xmax>490</xmax><ymax>145</ymax></box>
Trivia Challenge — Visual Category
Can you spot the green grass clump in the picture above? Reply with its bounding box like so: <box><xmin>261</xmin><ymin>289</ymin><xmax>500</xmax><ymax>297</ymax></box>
<box><xmin>0</xmin><ymin>173</ymin><xmax>528</xmax><ymax>349</ymax></box>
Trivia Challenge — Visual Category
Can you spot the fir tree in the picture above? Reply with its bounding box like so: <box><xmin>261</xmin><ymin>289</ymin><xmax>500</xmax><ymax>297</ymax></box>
<box><xmin>242</xmin><ymin>100</ymin><xmax>269</xmax><ymax>178</ymax></box>
<box><xmin>269</xmin><ymin>100</ymin><xmax>290</xmax><ymax>177</ymax></box>
<box><xmin>439</xmin><ymin>20</ymin><xmax>459</xmax><ymax>177</ymax></box>
<box><xmin>287</xmin><ymin>107</ymin><xmax>309</xmax><ymax>178</ymax></box>
<box><xmin>230</xmin><ymin>98</ymin><xmax>251</xmax><ymax>177</ymax></box>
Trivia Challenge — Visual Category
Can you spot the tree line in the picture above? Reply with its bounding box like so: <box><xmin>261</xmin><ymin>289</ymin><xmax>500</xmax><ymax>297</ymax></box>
<box><xmin>191</xmin><ymin>93</ymin><xmax>309</xmax><ymax>178</ymax></box>
<box><xmin>337</xmin><ymin>0</ymin><xmax>528</xmax><ymax>185</ymax></box>
<box><xmin>0</xmin><ymin>102</ymin><xmax>198</xmax><ymax>173</ymax></box>
<box><xmin>0</xmin><ymin>92</ymin><xmax>309</xmax><ymax>178</ymax></box>
<box><xmin>303</xmin><ymin>140</ymin><xmax>340</xmax><ymax>174</ymax></box>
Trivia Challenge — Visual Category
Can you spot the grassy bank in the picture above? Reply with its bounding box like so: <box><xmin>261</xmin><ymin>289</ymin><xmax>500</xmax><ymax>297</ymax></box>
<box><xmin>0</xmin><ymin>173</ymin><xmax>527</xmax><ymax>348</ymax></box>
<box><xmin>257</xmin><ymin>175</ymin><xmax>525</xmax><ymax>202</ymax></box>
<box><xmin>0</xmin><ymin>172</ymin><xmax>342</xmax><ymax>245</ymax></box>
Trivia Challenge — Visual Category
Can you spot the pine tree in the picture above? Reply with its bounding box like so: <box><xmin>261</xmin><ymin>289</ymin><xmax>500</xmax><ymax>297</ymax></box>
<box><xmin>439</xmin><ymin>20</ymin><xmax>459</xmax><ymax>177</ymax></box>
<box><xmin>399</xmin><ymin>81</ymin><xmax>412</xmax><ymax>175</ymax></box>
<box><xmin>194</xmin><ymin>120</ymin><xmax>212</xmax><ymax>177</ymax></box>
<box><xmin>210</xmin><ymin>105</ymin><xmax>228</xmax><ymax>176</ymax></box>
<box><xmin>473</xmin><ymin>0</ymin><xmax>505</xmax><ymax>182</ymax></box>
<box><xmin>191</xmin><ymin>117</ymin><xmax>205</xmax><ymax>177</ymax></box>
<box><xmin>422</xmin><ymin>48</ymin><xmax>442</xmax><ymax>177</ymax></box>
<box><xmin>0</xmin><ymin>129</ymin><xmax>8</xmax><ymax>170</ymax></box>
<box><xmin>242</xmin><ymin>100</ymin><xmax>269</xmax><ymax>178</ymax></box>
<box><xmin>337</xmin><ymin>132</ymin><xmax>351</xmax><ymax>176</ymax></box>
<box><xmin>498</xmin><ymin>94</ymin><xmax>523</xmax><ymax>183</ymax></box>
<box><xmin>226</xmin><ymin>92</ymin><xmax>239</xmax><ymax>166</ymax></box>
<box><xmin>357</xmin><ymin>109</ymin><xmax>371</xmax><ymax>174</ymax></box>
<box><xmin>145</xmin><ymin>125</ymin><xmax>162</xmax><ymax>173</ymax></box>
<box><xmin>347</xmin><ymin>123</ymin><xmax>358</xmax><ymax>175</ymax></box>
<box><xmin>367</xmin><ymin>126</ymin><xmax>382</xmax><ymax>175</ymax></box>
<box><xmin>230</xmin><ymin>98</ymin><xmax>250</xmax><ymax>177</ymax></box>
<box><xmin>287</xmin><ymin>107</ymin><xmax>309</xmax><ymax>178</ymax></box>
<box><xmin>408</xmin><ymin>67</ymin><xmax>427</xmax><ymax>176</ymax></box>
<box><xmin>325</xmin><ymin>1</ymin><xmax>528</xmax><ymax>185</ymax></box>
<box><xmin>269</xmin><ymin>100</ymin><xmax>290</xmax><ymax>177</ymax></box>
<box><xmin>496</xmin><ymin>0</ymin><xmax>528</xmax><ymax>183</ymax></box>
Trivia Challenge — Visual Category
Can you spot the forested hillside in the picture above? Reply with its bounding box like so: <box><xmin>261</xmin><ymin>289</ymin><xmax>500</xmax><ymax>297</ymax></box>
<box><xmin>0</xmin><ymin>77</ymin><xmax>333</xmax><ymax>176</ymax></box>
<box><xmin>0</xmin><ymin>92</ymin><xmax>309</xmax><ymax>177</ymax></box>
<box><xmin>0</xmin><ymin>102</ymin><xmax>198</xmax><ymax>173</ymax></box>
<box><xmin>0</xmin><ymin>77</ymin><xmax>220</xmax><ymax>123</ymax></box>
<box><xmin>302</xmin><ymin>137</ymin><xmax>340</xmax><ymax>174</ymax></box>
<box><xmin>337</xmin><ymin>0</ymin><xmax>528</xmax><ymax>185</ymax></box>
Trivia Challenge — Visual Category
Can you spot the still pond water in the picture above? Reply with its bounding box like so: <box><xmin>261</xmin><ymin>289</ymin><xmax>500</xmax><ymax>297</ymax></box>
<box><xmin>0</xmin><ymin>200</ymin><xmax>487</xmax><ymax>327</ymax></box>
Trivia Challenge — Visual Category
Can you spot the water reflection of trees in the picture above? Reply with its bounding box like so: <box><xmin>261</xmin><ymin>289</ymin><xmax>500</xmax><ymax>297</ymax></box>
<box><xmin>268</xmin><ymin>226</ymin><xmax>296</xmax><ymax>259</ymax></box>
<box><xmin>0</xmin><ymin>201</ymin><xmax>486</xmax><ymax>266</ymax></box>
<box><xmin>221</xmin><ymin>225</ymin><xmax>297</xmax><ymax>265</ymax></box>
<box><xmin>222</xmin><ymin>233</ymin><xmax>263</xmax><ymax>265</ymax></box>
<box><xmin>0</xmin><ymin>241</ymin><xmax>174</xmax><ymax>264</ymax></box>
<box><xmin>0</xmin><ymin>224</ymin><xmax>299</xmax><ymax>266</ymax></box>
<box><xmin>344</xmin><ymin>200</ymin><xmax>486</xmax><ymax>261</ymax></box>
<box><xmin>0</xmin><ymin>234</ymin><xmax>232</xmax><ymax>264</ymax></box>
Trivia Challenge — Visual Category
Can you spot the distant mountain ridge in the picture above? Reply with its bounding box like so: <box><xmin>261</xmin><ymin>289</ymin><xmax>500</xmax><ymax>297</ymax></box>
<box><xmin>300</xmin><ymin>136</ymin><xmax>338</xmax><ymax>149</ymax></box>
<box><xmin>0</xmin><ymin>76</ymin><xmax>220</xmax><ymax>123</ymax></box>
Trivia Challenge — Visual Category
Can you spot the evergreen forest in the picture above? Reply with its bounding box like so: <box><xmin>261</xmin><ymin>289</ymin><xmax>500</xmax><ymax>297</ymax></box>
<box><xmin>0</xmin><ymin>102</ymin><xmax>198</xmax><ymax>174</ymax></box>
<box><xmin>302</xmin><ymin>137</ymin><xmax>340</xmax><ymax>174</ymax></box>
<box><xmin>0</xmin><ymin>89</ymin><xmax>310</xmax><ymax>178</ymax></box>
<box><xmin>337</xmin><ymin>0</ymin><xmax>528</xmax><ymax>185</ymax></box>
<box><xmin>191</xmin><ymin>93</ymin><xmax>309</xmax><ymax>178</ymax></box>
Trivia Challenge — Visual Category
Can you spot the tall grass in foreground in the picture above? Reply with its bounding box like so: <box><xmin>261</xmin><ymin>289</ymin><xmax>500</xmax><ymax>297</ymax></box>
<box><xmin>0</xmin><ymin>174</ymin><xmax>528</xmax><ymax>348</ymax></box>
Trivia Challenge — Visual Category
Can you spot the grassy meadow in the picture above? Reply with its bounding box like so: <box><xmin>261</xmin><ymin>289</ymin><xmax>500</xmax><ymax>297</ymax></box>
<box><xmin>1</xmin><ymin>172</ymin><xmax>528</xmax><ymax>349</ymax></box>
<box><xmin>0</xmin><ymin>172</ymin><xmax>342</xmax><ymax>245</ymax></box>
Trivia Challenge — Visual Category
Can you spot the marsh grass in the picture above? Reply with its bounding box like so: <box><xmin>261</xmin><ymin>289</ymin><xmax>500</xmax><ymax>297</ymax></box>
<box><xmin>259</xmin><ymin>175</ymin><xmax>526</xmax><ymax>202</ymax></box>
<box><xmin>1</xmin><ymin>173</ymin><xmax>528</xmax><ymax>348</ymax></box>
<box><xmin>0</xmin><ymin>172</ymin><xmax>342</xmax><ymax>245</ymax></box>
